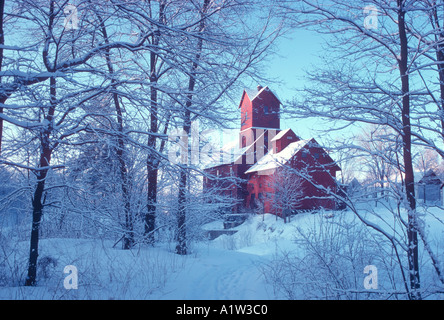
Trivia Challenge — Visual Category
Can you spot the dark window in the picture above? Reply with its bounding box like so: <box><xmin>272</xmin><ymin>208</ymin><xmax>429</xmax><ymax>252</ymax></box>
<box><xmin>250</xmin><ymin>193</ymin><xmax>256</xmax><ymax>209</ymax></box>
<box><xmin>264</xmin><ymin>106</ymin><xmax>269</xmax><ymax>114</ymax></box>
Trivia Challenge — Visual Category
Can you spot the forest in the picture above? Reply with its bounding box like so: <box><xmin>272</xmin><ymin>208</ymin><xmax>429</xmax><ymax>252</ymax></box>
<box><xmin>1</xmin><ymin>0</ymin><xmax>444</xmax><ymax>300</ymax></box>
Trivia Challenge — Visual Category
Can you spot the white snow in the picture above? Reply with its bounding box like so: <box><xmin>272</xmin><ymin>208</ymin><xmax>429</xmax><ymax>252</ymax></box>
<box><xmin>270</xmin><ymin>128</ymin><xmax>291</xmax><ymax>142</ymax></box>
<box><xmin>1</xmin><ymin>205</ymin><xmax>444</xmax><ymax>300</ymax></box>
<box><xmin>245</xmin><ymin>139</ymin><xmax>310</xmax><ymax>173</ymax></box>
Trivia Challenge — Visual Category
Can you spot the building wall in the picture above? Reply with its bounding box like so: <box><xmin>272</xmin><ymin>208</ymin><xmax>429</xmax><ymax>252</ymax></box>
<box><xmin>417</xmin><ymin>183</ymin><xmax>442</xmax><ymax>205</ymax></box>
<box><xmin>245</xmin><ymin>143</ymin><xmax>339</xmax><ymax>214</ymax></box>
<box><xmin>273</xmin><ymin>130</ymin><xmax>299</xmax><ymax>153</ymax></box>
<box><xmin>204</xmin><ymin>164</ymin><xmax>241</xmax><ymax>213</ymax></box>
<box><xmin>251</xmin><ymin>93</ymin><xmax>280</xmax><ymax>130</ymax></box>
<box><xmin>240</xmin><ymin>93</ymin><xmax>253</xmax><ymax>131</ymax></box>
<box><xmin>240</xmin><ymin>89</ymin><xmax>280</xmax><ymax>132</ymax></box>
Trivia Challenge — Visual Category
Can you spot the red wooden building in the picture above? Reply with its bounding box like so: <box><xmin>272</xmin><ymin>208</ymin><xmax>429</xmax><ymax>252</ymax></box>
<box><xmin>203</xmin><ymin>85</ymin><xmax>341</xmax><ymax>216</ymax></box>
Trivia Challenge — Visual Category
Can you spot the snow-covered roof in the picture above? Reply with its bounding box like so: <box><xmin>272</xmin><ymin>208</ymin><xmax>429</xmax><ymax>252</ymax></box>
<box><xmin>271</xmin><ymin>128</ymin><xmax>292</xmax><ymax>142</ymax></box>
<box><xmin>418</xmin><ymin>169</ymin><xmax>442</xmax><ymax>184</ymax></box>
<box><xmin>241</xmin><ymin>86</ymin><xmax>282</xmax><ymax>106</ymax></box>
<box><xmin>244</xmin><ymin>86</ymin><xmax>266</xmax><ymax>101</ymax></box>
<box><xmin>245</xmin><ymin>139</ymin><xmax>310</xmax><ymax>174</ymax></box>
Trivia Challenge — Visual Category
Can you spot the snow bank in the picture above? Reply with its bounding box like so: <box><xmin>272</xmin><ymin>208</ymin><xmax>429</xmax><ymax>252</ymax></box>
<box><xmin>209</xmin><ymin>212</ymin><xmax>319</xmax><ymax>256</ymax></box>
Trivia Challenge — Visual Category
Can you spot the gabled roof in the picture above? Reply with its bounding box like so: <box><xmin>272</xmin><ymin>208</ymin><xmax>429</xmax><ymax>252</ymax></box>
<box><xmin>418</xmin><ymin>169</ymin><xmax>442</xmax><ymax>185</ymax></box>
<box><xmin>271</xmin><ymin>128</ymin><xmax>292</xmax><ymax>142</ymax></box>
<box><xmin>245</xmin><ymin>139</ymin><xmax>310</xmax><ymax>174</ymax></box>
<box><xmin>245</xmin><ymin>137</ymin><xmax>341</xmax><ymax>174</ymax></box>
<box><xmin>244</xmin><ymin>87</ymin><xmax>264</xmax><ymax>101</ymax></box>
<box><xmin>238</xmin><ymin>85</ymin><xmax>282</xmax><ymax>109</ymax></box>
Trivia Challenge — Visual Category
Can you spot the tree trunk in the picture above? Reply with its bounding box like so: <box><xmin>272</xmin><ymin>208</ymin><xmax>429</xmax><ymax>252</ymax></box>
<box><xmin>117</xmin><ymin>113</ymin><xmax>133</xmax><ymax>250</ymax></box>
<box><xmin>98</xmin><ymin>12</ymin><xmax>134</xmax><ymax>249</ymax></box>
<box><xmin>146</xmin><ymin>116</ymin><xmax>169</xmax><ymax>243</ymax></box>
<box><xmin>145</xmin><ymin>0</ymin><xmax>166</xmax><ymax>244</ymax></box>
<box><xmin>176</xmin><ymin>165</ymin><xmax>188</xmax><ymax>255</ymax></box>
<box><xmin>145</xmin><ymin>158</ymin><xmax>158</xmax><ymax>244</ymax></box>
<box><xmin>397</xmin><ymin>1</ymin><xmax>421</xmax><ymax>299</ymax></box>
<box><xmin>25</xmin><ymin>168</ymin><xmax>49</xmax><ymax>286</ymax></box>
<box><xmin>25</xmin><ymin>75</ymin><xmax>56</xmax><ymax>286</ymax></box>
<box><xmin>145</xmin><ymin>38</ymin><xmax>160</xmax><ymax>244</ymax></box>
<box><xmin>176</xmin><ymin>103</ymin><xmax>191</xmax><ymax>255</ymax></box>
<box><xmin>175</xmin><ymin>0</ymin><xmax>210</xmax><ymax>255</ymax></box>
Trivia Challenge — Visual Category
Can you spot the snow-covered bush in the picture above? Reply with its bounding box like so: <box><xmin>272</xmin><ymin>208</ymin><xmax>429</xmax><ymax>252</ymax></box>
<box><xmin>261</xmin><ymin>212</ymin><xmax>399</xmax><ymax>299</ymax></box>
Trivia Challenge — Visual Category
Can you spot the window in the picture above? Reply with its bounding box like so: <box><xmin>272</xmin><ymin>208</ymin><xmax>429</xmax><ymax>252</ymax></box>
<box><xmin>302</xmin><ymin>151</ymin><xmax>308</xmax><ymax>158</ymax></box>
<box><xmin>264</xmin><ymin>106</ymin><xmax>269</xmax><ymax>114</ymax></box>
<box><xmin>287</xmin><ymin>136</ymin><xmax>293</xmax><ymax>140</ymax></box>
<box><xmin>314</xmin><ymin>153</ymin><xmax>320</xmax><ymax>159</ymax></box>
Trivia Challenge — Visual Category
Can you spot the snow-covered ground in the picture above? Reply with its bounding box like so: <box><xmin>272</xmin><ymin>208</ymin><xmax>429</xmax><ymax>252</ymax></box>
<box><xmin>1</xmin><ymin>206</ymin><xmax>444</xmax><ymax>300</ymax></box>
<box><xmin>0</xmin><ymin>213</ymin><xmax>295</xmax><ymax>300</ymax></box>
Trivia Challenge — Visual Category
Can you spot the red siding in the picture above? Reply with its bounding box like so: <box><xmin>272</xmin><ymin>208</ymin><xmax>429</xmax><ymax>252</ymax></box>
<box><xmin>274</xmin><ymin>130</ymin><xmax>299</xmax><ymax>153</ymax></box>
<box><xmin>245</xmin><ymin>141</ymin><xmax>339</xmax><ymax>214</ymax></box>
<box><xmin>240</xmin><ymin>88</ymin><xmax>280</xmax><ymax>131</ymax></box>
<box><xmin>251</xmin><ymin>91</ymin><xmax>280</xmax><ymax>129</ymax></box>
<box><xmin>240</xmin><ymin>92</ymin><xmax>253</xmax><ymax>131</ymax></box>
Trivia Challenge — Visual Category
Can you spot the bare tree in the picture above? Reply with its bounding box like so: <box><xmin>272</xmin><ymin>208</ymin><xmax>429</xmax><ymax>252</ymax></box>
<box><xmin>415</xmin><ymin>147</ymin><xmax>441</xmax><ymax>175</ymax></box>
<box><xmin>357</xmin><ymin>124</ymin><xmax>402</xmax><ymax>198</ymax></box>
<box><xmin>0</xmin><ymin>0</ymin><xmax>157</xmax><ymax>284</ymax></box>
<box><xmin>269</xmin><ymin>166</ymin><xmax>304</xmax><ymax>223</ymax></box>
<box><xmin>278</xmin><ymin>0</ymin><xmax>426</xmax><ymax>299</ymax></box>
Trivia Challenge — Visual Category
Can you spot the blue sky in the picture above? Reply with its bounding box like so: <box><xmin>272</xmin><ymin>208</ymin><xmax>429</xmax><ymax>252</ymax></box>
<box><xmin>262</xmin><ymin>28</ymin><xmax>336</xmax><ymax>143</ymax></box>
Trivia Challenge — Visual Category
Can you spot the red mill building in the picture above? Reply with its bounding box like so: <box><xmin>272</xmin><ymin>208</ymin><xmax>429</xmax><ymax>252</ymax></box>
<box><xmin>203</xmin><ymin>86</ymin><xmax>341</xmax><ymax>216</ymax></box>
